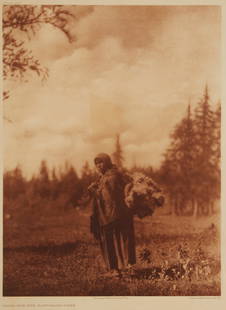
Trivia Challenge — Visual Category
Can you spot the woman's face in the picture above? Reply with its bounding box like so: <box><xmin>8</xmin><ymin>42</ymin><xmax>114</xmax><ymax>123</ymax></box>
<box><xmin>95</xmin><ymin>159</ymin><xmax>107</xmax><ymax>174</ymax></box>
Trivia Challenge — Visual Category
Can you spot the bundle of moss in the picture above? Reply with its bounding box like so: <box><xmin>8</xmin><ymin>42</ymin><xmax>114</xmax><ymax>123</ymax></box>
<box><xmin>124</xmin><ymin>172</ymin><xmax>164</xmax><ymax>219</ymax></box>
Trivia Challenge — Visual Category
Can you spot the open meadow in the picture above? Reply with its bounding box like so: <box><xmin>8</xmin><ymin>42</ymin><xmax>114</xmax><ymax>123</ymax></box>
<box><xmin>3</xmin><ymin>205</ymin><xmax>221</xmax><ymax>296</ymax></box>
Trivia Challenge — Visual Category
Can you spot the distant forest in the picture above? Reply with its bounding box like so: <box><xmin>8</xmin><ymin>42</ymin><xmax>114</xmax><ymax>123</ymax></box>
<box><xmin>4</xmin><ymin>87</ymin><xmax>220</xmax><ymax>217</ymax></box>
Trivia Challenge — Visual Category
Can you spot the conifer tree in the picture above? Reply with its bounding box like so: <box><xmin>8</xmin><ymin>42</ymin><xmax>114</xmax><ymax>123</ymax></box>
<box><xmin>214</xmin><ymin>102</ymin><xmax>221</xmax><ymax>169</ymax></box>
<box><xmin>60</xmin><ymin>165</ymin><xmax>82</xmax><ymax>206</ymax></box>
<box><xmin>112</xmin><ymin>134</ymin><xmax>124</xmax><ymax>169</ymax></box>
<box><xmin>193</xmin><ymin>86</ymin><xmax>216</xmax><ymax>214</ymax></box>
<box><xmin>160</xmin><ymin>103</ymin><xmax>196</xmax><ymax>215</ymax></box>
<box><xmin>210</xmin><ymin>102</ymin><xmax>221</xmax><ymax>207</ymax></box>
<box><xmin>160</xmin><ymin>86</ymin><xmax>220</xmax><ymax>217</ymax></box>
<box><xmin>50</xmin><ymin>167</ymin><xmax>59</xmax><ymax>200</ymax></box>
<box><xmin>37</xmin><ymin>160</ymin><xmax>50</xmax><ymax>198</ymax></box>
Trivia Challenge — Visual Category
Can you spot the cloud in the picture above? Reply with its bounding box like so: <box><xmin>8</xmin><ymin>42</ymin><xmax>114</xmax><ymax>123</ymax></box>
<box><xmin>4</xmin><ymin>5</ymin><xmax>221</xmax><ymax>177</ymax></box>
<box><xmin>74</xmin><ymin>6</ymin><xmax>171</xmax><ymax>49</ymax></box>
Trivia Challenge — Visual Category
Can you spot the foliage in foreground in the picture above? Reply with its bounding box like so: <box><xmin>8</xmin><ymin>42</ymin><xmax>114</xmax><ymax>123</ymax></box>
<box><xmin>3</xmin><ymin>209</ymin><xmax>220</xmax><ymax>296</ymax></box>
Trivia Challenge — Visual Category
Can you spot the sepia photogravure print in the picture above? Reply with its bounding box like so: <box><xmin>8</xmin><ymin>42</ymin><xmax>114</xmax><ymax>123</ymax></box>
<box><xmin>2</xmin><ymin>2</ymin><xmax>222</xmax><ymax>298</ymax></box>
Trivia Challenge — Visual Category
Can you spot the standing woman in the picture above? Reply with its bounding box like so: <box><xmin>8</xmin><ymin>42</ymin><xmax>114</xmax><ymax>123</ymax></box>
<box><xmin>88</xmin><ymin>153</ymin><xmax>136</xmax><ymax>276</ymax></box>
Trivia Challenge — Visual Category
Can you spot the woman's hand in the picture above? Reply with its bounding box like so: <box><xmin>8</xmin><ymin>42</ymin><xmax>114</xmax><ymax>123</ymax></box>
<box><xmin>88</xmin><ymin>182</ymin><xmax>98</xmax><ymax>194</ymax></box>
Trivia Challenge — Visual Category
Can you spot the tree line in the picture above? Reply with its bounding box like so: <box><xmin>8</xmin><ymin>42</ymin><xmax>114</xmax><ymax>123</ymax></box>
<box><xmin>3</xmin><ymin>134</ymin><xmax>159</xmax><ymax>214</ymax></box>
<box><xmin>4</xmin><ymin>86</ymin><xmax>220</xmax><ymax>217</ymax></box>
<box><xmin>3</xmin><ymin>160</ymin><xmax>97</xmax><ymax>212</ymax></box>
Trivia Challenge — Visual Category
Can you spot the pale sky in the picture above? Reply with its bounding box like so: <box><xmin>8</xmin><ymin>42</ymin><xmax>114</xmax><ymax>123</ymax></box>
<box><xmin>4</xmin><ymin>5</ymin><xmax>221</xmax><ymax>178</ymax></box>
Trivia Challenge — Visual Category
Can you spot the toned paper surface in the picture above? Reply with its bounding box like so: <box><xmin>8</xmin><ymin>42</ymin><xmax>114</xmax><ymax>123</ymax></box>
<box><xmin>1</xmin><ymin>0</ymin><xmax>225</xmax><ymax>309</ymax></box>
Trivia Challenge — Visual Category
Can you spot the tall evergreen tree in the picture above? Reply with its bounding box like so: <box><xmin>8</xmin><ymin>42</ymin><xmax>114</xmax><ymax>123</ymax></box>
<box><xmin>3</xmin><ymin>166</ymin><xmax>26</xmax><ymax>200</ymax></box>
<box><xmin>193</xmin><ymin>85</ymin><xmax>216</xmax><ymax>214</ymax></box>
<box><xmin>112</xmin><ymin>133</ymin><xmax>124</xmax><ymax>169</ymax></box>
<box><xmin>50</xmin><ymin>167</ymin><xmax>59</xmax><ymax>199</ymax></box>
<box><xmin>160</xmin><ymin>86</ymin><xmax>220</xmax><ymax>217</ymax></box>
<box><xmin>160</xmin><ymin>103</ymin><xmax>196</xmax><ymax>215</ymax></box>
<box><xmin>214</xmin><ymin>102</ymin><xmax>221</xmax><ymax>169</ymax></box>
<box><xmin>81</xmin><ymin>161</ymin><xmax>94</xmax><ymax>185</ymax></box>
<box><xmin>37</xmin><ymin>160</ymin><xmax>50</xmax><ymax>198</ymax></box>
<box><xmin>210</xmin><ymin>102</ymin><xmax>221</xmax><ymax>206</ymax></box>
<box><xmin>194</xmin><ymin>86</ymin><xmax>215</xmax><ymax>164</ymax></box>
<box><xmin>60</xmin><ymin>165</ymin><xmax>82</xmax><ymax>207</ymax></box>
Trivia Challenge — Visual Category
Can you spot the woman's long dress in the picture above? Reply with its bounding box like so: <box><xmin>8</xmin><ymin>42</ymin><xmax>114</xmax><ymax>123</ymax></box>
<box><xmin>93</xmin><ymin>167</ymin><xmax>136</xmax><ymax>270</ymax></box>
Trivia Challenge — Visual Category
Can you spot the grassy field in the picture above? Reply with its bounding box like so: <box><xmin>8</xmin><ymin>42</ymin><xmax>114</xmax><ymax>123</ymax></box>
<box><xmin>3</xmin><ymin>205</ymin><xmax>221</xmax><ymax>296</ymax></box>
